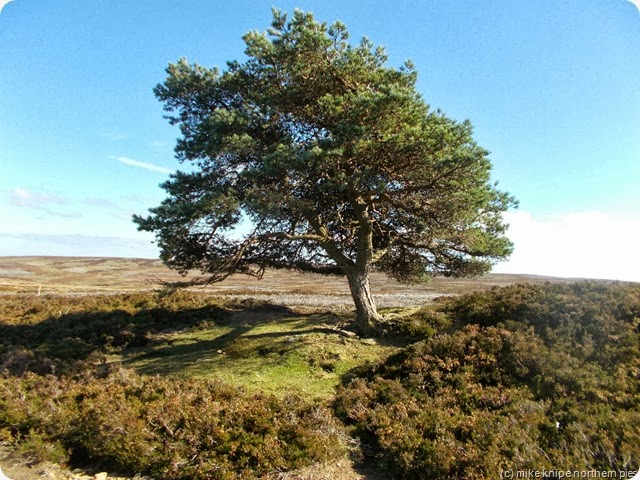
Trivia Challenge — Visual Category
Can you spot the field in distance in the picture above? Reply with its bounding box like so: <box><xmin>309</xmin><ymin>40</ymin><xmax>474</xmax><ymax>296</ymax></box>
<box><xmin>0</xmin><ymin>256</ymin><xmax>578</xmax><ymax>306</ymax></box>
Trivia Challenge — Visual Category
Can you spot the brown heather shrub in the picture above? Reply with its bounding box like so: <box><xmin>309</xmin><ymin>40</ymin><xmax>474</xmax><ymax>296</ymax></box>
<box><xmin>3</xmin><ymin>283</ymin><xmax>639</xmax><ymax>478</ymax></box>
<box><xmin>0</xmin><ymin>292</ymin><xmax>234</xmax><ymax>376</ymax></box>
<box><xmin>0</xmin><ymin>369</ymin><xmax>349</xmax><ymax>479</ymax></box>
<box><xmin>438</xmin><ymin>282</ymin><xmax>640</xmax><ymax>368</ymax></box>
<box><xmin>335</xmin><ymin>283</ymin><xmax>640</xmax><ymax>479</ymax></box>
<box><xmin>377</xmin><ymin>307</ymin><xmax>452</xmax><ymax>341</ymax></box>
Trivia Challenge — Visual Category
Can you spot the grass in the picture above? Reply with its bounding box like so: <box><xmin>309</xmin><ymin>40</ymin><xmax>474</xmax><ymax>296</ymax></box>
<box><xmin>122</xmin><ymin>306</ymin><xmax>396</xmax><ymax>400</ymax></box>
<box><xmin>0</xmin><ymin>290</ymin><xmax>398</xmax><ymax>401</ymax></box>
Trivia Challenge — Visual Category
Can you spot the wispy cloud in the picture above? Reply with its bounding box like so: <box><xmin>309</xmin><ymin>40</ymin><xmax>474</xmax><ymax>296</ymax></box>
<box><xmin>82</xmin><ymin>197</ymin><xmax>122</xmax><ymax>210</ymax></box>
<box><xmin>148</xmin><ymin>140</ymin><xmax>170</xmax><ymax>151</ymax></box>
<box><xmin>9</xmin><ymin>188</ymin><xmax>66</xmax><ymax>209</ymax></box>
<box><xmin>98</xmin><ymin>130</ymin><xmax>130</xmax><ymax>141</ymax></box>
<box><xmin>7</xmin><ymin>189</ymin><xmax>136</xmax><ymax>221</ymax></box>
<box><xmin>8</xmin><ymin>187</ymin><xmax>80</xmax><ymax>218</ymax></box>
<box><xmin>626</xmin><ymin>0</ymin><xmax>640</xmax><ymax>14</ymax></box>
<box><xmin>0</xmin><ymin>232</ymin><xmax>159</xmax><ymax>258</ymax></box>
<box><xmin>114</xmin><ymin>156</ymin><xmax>173</xmax><ymax>174</ymax></box>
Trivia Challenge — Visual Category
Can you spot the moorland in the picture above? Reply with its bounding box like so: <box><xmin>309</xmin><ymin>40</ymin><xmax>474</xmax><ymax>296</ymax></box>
<box><xmin>0</xmin><ymin>257</ymin><xmax>638</xmax><ymax>479</ymax></box>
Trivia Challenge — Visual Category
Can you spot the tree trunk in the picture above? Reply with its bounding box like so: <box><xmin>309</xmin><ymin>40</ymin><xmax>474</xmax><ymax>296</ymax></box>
<box><xmin>346</xmin><ymin>270</ymin><xmax>382</xmax><ymax>337</ymax></box>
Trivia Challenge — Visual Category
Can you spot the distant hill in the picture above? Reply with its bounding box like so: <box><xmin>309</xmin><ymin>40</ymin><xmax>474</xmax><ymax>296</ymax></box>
<box><xmin>0</xmin><ymin>256</ymin><xmax>594</xmax><ymax>305</ymax></box>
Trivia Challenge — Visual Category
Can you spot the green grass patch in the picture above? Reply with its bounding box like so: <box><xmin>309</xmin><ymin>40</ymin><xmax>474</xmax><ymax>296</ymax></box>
<box><xmin>0</xmin><ymin>291</ymin><xmax>401</xmax><ymax>400</ymax></box>
<box><xmin>123</xmin><ymin>310</ymin><xmax>396</xmax><ymax>400</ymax></box>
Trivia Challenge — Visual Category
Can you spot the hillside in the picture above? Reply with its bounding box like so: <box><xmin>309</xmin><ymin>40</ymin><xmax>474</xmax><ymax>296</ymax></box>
<box><xmin>0</xmin><ymin>256</ymin><xmax>577</xmax><ymax>302</ymax></box>
<box><xmin>0</xmin><ymin>257</ymin><xmax>637</xmax><ymax>479</ymax></box>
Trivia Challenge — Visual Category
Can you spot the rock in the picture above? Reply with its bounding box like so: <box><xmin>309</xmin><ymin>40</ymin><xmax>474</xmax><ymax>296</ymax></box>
<box><xmin>94</xmin><ymin>473</ymin><xmax>108</xmax><ymax>480</ymax></box>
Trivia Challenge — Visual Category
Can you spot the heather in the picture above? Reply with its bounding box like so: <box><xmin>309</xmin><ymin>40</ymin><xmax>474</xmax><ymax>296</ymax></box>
<box><xmin>1</xmin><ymin>282</ymin><xmax>638</xmax><ymax>478</ymax></box>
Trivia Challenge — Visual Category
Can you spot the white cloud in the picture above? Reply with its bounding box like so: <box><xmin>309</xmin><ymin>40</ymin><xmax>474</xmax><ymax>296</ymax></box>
<box><xmin>98</xmin><ymin>130</ymin><xmax>129</xmax><ymax>141</ymax></box>
<box><xmin>1</xmin><ymin>190</ymin><xmax>142</xmax><ymax>240</ymax></box>
<box><xmin>114</xmin><ymin>156</ymin><xmax>173</xmax><ymax>174</ymax></box>
<box><xmin>7</xmin><ymin>187</ymin><xmax>86</xmax><ymax>219</ymax></box>
<box><xmin>626</xmin><ymin>0</ymin><xmax>640</xmax><ymax>14</ymax></box>
<box><xmin>493</xmin><ymin>210</ymin><xmax>640</xmax><ymax>282</ymax></box>
<box><xmin>0</xmin><ymin>0</ymin><xmax>14</xmax><ymax>15</ymax></box>
<box><xmin>148</xmin><ymin>140</ymin><xmax>170</xmax><ymax>151</ymax></box>
<box><xmin>81</xmin><ymin>196</ymin><xmax>126</xmax><ymax>212</ymax></box>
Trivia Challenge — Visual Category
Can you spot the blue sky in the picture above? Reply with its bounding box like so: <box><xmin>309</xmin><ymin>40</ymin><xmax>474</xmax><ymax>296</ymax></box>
<box><xmin>1</xmin><ymin>0</ymin><xmax>639</xmax><ymax>281</ymax></box>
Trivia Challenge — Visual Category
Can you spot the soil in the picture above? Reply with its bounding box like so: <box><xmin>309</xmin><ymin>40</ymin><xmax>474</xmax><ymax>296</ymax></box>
<box><xmin>0</xmin><ymin>443</ymin><xmax>143</xmax><ymax>480</ymax></box>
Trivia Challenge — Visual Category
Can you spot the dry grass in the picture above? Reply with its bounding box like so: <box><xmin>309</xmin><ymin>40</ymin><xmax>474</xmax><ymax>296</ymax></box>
<box><xmin>0</xmin><ymin>256</ymin><xmax>574</xmax><ymax>303</ymax></box>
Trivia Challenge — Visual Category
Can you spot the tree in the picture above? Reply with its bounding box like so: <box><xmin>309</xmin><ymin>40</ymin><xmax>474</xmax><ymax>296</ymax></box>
<box><xmin>133</xmin><ymin>9</ymin><xmax>517</xmax><ymax>337</ymax></box>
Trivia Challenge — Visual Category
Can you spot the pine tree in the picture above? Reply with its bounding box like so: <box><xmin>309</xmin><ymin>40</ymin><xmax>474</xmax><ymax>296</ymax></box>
<box><xmin>134</xmin><ymin>9</ymin><xmax>516</xmax><ymax>336</ymax></box>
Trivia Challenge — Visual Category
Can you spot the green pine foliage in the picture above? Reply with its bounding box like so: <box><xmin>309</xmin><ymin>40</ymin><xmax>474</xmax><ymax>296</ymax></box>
<box><xmin>134</xmin><ymin>9</ymin><xmax>516</xmax><ymax>334</ymax></box>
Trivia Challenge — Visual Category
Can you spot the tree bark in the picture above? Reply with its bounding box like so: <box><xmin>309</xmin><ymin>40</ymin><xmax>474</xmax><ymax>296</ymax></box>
<box><xmin>346</xmin><ymin>269</ymin><xmax>382</xmax><ymax>337</ymax></box>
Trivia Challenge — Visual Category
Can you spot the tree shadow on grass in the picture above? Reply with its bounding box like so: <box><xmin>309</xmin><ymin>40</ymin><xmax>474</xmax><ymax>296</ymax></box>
<box><xmin>122</xmin><ymin>309</ymin><xmax>361</xmax><ymax>378</ymax></box>
<box><xmin>0</xmin><ymin>296</ymin><xmax>355</xmax><ymax>377</ymax></box>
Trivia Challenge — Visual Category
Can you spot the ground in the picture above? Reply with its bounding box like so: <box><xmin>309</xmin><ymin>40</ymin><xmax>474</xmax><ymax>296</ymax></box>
<box><xmin>0</xmin><ymin>442</ymin><xmax>384</xmax><ymax>480</ymax></box>
<box><xmin>0</xmin><ymin>256</ymin><xmax>580</xmax><ymax>480</ymax></box>
<box><xmin>0</xmin><ymin>256</ymin><xmax>567</xmax><ymax>299</ymax></box>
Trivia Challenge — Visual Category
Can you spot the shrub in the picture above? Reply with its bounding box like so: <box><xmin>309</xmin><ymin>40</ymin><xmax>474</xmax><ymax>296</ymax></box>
<box><xmin>0</xmin><ymin>369</ymin><xmax>349</xmax><ymax>479</ymax></box>
<box><xmin>439</xmin><ymin>282</ymin><xmax>640</xmax><ymax>369</ymax></box>
<box><xmin>335</xmin><ymin>283</ymin><xmax>640</xmax><ymax>479</ymax></box>
<box><xmin>0</xmin><ymin>292</ymin><xmax>232</xmax><ymax>376</ymax></box>
<box><xmin>379</xmin><ymin>306</ymin><xmax>452</xmax><ymax>340</ymax></box>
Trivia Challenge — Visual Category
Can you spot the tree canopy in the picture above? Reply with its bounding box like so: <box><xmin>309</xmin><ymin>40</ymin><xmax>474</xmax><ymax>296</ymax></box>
<box><xmin>134</xmin><ymin>9</ymin><xmax>517</xmax><ymax>336</ymax></box>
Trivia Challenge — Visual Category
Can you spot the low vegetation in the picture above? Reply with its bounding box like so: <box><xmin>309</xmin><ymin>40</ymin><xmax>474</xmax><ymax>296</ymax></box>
<box><xmin>0</xmin><ymin>281</ymin><xmax>638</xmax><ymax>478</ymax></box>
<box><xmin>0</xmin><ymin>371</ymin><xmax>348</xmax><ymax>479</ymax></box>
<box><xmin>335</xmin><ymin>283</ymin><xmax>640</xmax><ymax>478</ymax></box>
